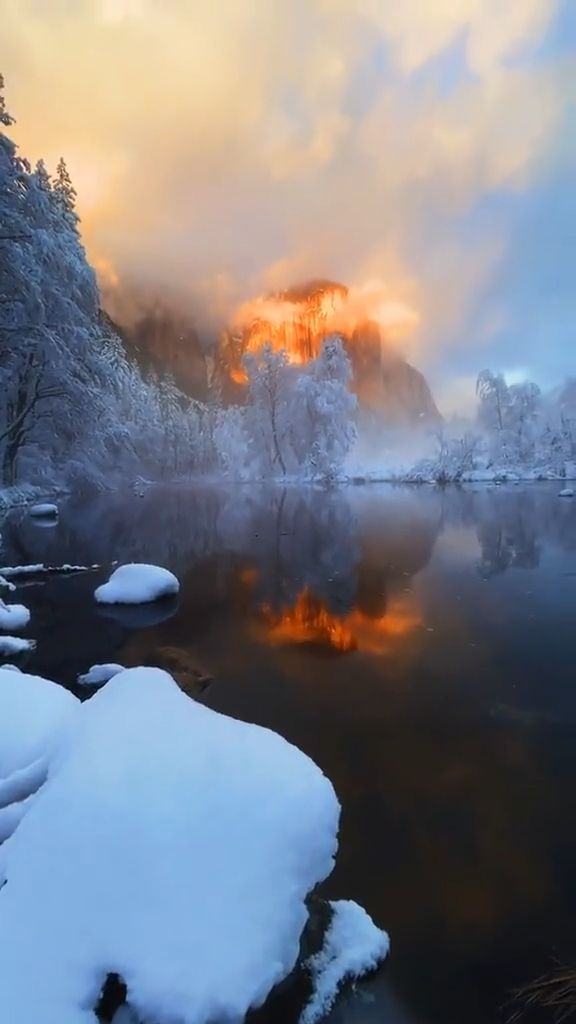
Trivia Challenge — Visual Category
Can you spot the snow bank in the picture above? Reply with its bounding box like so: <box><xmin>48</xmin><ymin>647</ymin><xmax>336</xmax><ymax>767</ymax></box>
<box><xmin>95</xmin><ymin>563</ymin><xmax>180</xmax><ymax>604</ymax></box>
<box><xmin>0</xmin><ymin>667</ymin><xmax>340</xmax><ymax>1024</ymax></box>
<box><xmin>0</xmin><ymin>601</ymin><xmax>30</xmax><ymax>631</ymax></box>
<box><xmin>77</xmin><ymin>663</ymin><xmax>124</xmax><ymax>687</ymax></box>
<box><xmin>301</xmin><ymin>900</ymin><xmax>390</xmax><ymax>1024</ymax></box>
<box><xmin>29</xmin><ymin>503</ymin><xmax>58</xmax><ymax>518</ymax></box>
<box><xmin>0</xmin><ymin>636</ymin><xmax>35</xmax><ymax>656</ymax></box>
<box><xmin>0</xmin><ymin>668</ymin><xmax>79</xmax><ymax>778</ymax></box>
<box><xmin>559</xmin><ymin>488</ymin><xmax>574</xmax><ymax>498</ymax></box>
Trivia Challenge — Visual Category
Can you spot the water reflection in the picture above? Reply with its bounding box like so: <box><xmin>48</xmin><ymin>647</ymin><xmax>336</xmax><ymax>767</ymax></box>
<box><xmin>258</xmin><ymin>587</ymin><xmax>421</xmax><ymax>655</ymax></box>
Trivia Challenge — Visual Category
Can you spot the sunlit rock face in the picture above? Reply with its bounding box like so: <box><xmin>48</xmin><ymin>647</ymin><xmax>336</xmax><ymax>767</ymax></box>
<box><xmin>220</xmin><ymin>280</ymin><xmax>441</xmax><ymax>427</ymax></box>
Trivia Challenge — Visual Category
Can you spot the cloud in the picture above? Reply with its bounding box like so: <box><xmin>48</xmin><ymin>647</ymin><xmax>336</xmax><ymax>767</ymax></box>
<box><xmin>1</xmin><ymin>0</ymin><xmax>572</xmax><ymax>378</ymax></box>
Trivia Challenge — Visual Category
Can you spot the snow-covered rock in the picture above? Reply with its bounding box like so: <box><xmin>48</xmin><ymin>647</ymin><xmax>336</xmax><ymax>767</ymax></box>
<box><xmin>0</xmin><ymin>601</ymin><xmax>30</xmax><ymax>632</ymax></box>
<box><xmin>302</xmin><ymin>900</ymin><xmax>390</xmax><ymax>1024</ymax></box>
<box><xmin>0</xmin><ymin>667</ymin><xmax>340</xmax><ymax>1024</ymax></box>
<box><xmin>29</xmin><ymin>503</ymin><xmax>58</xmax><ymax>518</ymax></box>
<box><xmin>95</xmin><ymin>564</ymin><xmax>180</xmax><ymax>605</ymax></box>
<box><xmin>558</xmin><ymin>488</ymin><xmax>574</xmax><ymax>498</ymax></box>
<box><xmin>77</xmin><ymin>663</ymin><xmax>124</xmax><ymax>687</ymax></box>
<box><xmin>0</xmin><ymin>668</ymin><xmax>79</xmax><ymax>779</ymax></box>
<box><xmin>0</xmin><ymin>636</ymin><xmax>36</xmax><ymax>657</ymax></box>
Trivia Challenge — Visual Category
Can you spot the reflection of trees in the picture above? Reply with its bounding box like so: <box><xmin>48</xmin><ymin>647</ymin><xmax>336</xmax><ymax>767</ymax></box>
<box><xmin>427</xmin><ymin>486</ymin><xmax>576</xmax><ymax>579</ymax></box>
<box><xmin>477</xmin><ymin>517</ymin><xmax>540</xmax><ymax>579</ymax></box>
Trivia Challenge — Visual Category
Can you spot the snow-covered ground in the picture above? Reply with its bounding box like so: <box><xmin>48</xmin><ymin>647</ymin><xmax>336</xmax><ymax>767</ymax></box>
<box><xmin>0</xmin><ymin>666</ymin><xmax>388</xmax><ymax>1024</ymax></box>
<box><xmin>95</xmin><ymin>563</ymin><xmax>180</xmax><ymax>604</ymax></box>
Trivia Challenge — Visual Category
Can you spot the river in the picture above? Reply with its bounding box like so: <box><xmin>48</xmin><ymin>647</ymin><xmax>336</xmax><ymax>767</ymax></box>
<box><xmin>2</xmin><ymin>482</ymin><xmax>576</xmax><ymax>1024</ymax></box>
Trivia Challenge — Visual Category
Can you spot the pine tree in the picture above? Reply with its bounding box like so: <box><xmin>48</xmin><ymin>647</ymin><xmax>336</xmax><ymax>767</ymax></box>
<box><xmin>53</xmin><ymin>156</ymin><xmax>78</xmax><ymax>224</ymax></box>
<box><xmin>34</xmin><ymin>158</ymin><xmax>51</xmax><ymax>192</ymax></box>
<box><xmin>0</xmin><ymin>73</ymin><xmax>15</xmax><ymax>128</ymax></box>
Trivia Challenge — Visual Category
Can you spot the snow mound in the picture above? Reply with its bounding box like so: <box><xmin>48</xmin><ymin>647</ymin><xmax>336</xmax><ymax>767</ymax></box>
<box><xmin>77</xmin><ymin>663</ymin><xmax>124</xmax><ymax>687</ymax></box>
<box><xmin>0</xmin><ymin>636</ymin><xmax>35</xmax><ymax>656</ymax></box>
<box><xmin>301</xmin><ymin>900</ymin><xmax>390</xmax><ymax>1024</ymax></box>
<box><xmin>0</xmin><ymin>667</ymin><xmax>340</xmax><ymax>1024</ymax></box>
<box><xmin>0</xmin><ymin>601</ymin><xmax>30</xmax><ymax>632</ymax></box>
<box><xmin>559</xmin><ymin>488</ymin><xmax>574</xmax><ymax>498</ymax></box>
<box><xmin>0</xmin><ymin>668</ymin><xmax>79</xmax><ymax>778</ymax></box>
<box><xmin>95</xmin><ymin>564</ymin><xmax>180</xmax><ymax>605</ymax></box>
<box><xmin>29</xmin><ymin>503</ymin><xmax>58</xmax><ymax>518</ymax></box>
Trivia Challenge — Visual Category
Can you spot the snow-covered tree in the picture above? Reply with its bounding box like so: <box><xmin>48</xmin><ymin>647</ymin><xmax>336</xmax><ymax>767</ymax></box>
<box><xmin>291</xmin><ymin>336</ymin><xmax>357</xmax><ymax>481</ymax></box>
<box><xmin>244</xmin><ymin>344</ymin><xmax>290</xmax><ymax>476</ymax></box>
<box><xmin>0</xmin><ymin>74</ymin><xmax>14</xmax><ymax>128</ymax></box>
<box><xmin>0</xmin><ymin>76</ymin><xmax>202</xmax><ymax>490</ymax></box>
<box><xmin>53</xmin><ymin>156</ymin><xmax>78</xmax><ymax>226</ymax></box>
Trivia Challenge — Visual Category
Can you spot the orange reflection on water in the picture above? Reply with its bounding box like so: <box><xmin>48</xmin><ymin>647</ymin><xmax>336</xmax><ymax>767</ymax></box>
<box><xmin>259</xmin><ymin>587</ymin><xmax>421</xmax><ymax>654</ymax></box>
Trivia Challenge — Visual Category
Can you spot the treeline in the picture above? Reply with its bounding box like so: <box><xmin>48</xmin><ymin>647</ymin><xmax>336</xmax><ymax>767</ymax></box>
<box><xmin>0</xmin><ymin>75</ymin><xmax>210</xmax><ymax>491</ymax></box>
<box><xmin>412</xmin><ymin>371</ymin><xmax>576</xmax><ymax>483</ymax></box>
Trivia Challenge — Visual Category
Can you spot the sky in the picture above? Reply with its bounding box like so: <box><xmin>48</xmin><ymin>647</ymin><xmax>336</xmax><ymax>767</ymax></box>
<box><xmin>2</xmin><ymin>0</ymin><xmax>575</xmax><ymax>410</ymax></box>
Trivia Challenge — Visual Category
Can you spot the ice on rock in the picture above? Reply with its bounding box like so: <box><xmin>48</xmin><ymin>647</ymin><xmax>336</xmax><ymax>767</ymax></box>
<box><xmin>559</xmin><ymin>488</ymin><xmax>574</xmax><ymax>498</ymax></box>
<box><xmin>77</xmin><ymin>663</ymin><xmax>125</xmax><ymax>687</ymax></box>
<box><xmin>0</xmin><ymin>601</ymin><xmax>31</xmax><ymax>632</ymax></box>
<box><xmin>0</xmin><ymin>667</ymin><xmax>340</xmax><ymax>1024</ymax></box>
<box><xmin>0</xmin><ymin>668</ymin><xmax>79</xmax><ymax>779</ymax></box>
<box><xmin>95</xmin><ymin>564</ymin><xmax>180</xmax><ymax>605</ymax></box>
<box><xmin>301</xmin><ymin>900</ymin><xmax>390</xmax><ymax>1024</ymax></box>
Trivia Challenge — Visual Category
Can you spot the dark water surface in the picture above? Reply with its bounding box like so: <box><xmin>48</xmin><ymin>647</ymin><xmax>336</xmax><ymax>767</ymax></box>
<box><xmin>2</xmin><ymin>482</ymin><xmax>576</xmax><ymax>1024</ymax></box>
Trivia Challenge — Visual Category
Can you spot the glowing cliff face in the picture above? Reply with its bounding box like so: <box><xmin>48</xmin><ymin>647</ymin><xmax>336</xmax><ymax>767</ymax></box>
<box><xmin>229</xmin><ymin>280</ymin><xmax>420</xmax><ymax>368</ymax></box>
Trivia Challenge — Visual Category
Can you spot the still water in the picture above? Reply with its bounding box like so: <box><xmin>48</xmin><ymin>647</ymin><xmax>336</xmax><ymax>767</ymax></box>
<box><xmin>2</xmin><ymin>482</ymin><xmax>576</xmax><ymax>1024</ymax></box>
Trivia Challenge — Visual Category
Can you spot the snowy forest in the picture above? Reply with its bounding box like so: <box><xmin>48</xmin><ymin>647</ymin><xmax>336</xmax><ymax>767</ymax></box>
<box><xmin>1</xmin><ymin>74</ymin><xmax>575</xmax><ymax>496</ymax></box>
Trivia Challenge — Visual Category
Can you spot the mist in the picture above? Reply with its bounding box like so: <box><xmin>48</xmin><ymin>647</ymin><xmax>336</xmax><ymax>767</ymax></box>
<box><xmin>3</xmin><ymin>0</ymin><xmax>574</xmax><ymax>401</ymax></box>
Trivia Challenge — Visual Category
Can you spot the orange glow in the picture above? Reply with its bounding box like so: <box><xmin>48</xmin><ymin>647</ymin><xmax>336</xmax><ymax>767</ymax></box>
<box><xmin>259</xmin><ymin>587</ymin><xmax>421</xmax><ymax>654</ymax></box>
<box><xmin>93</xmin><ymin>255</ymin><xmax>120</xmax><ymax>290</ymax></box>
<box><xmin>238</xmin><ymin>567</ymin><xmax>258</xmax><ymax>587</ymax></box>
<box><xmin>228</xmin><ymin>279</ymin><xmax>420</xmax><ymax>369</ymax></box>
<box><xmin>230</xmin><ymin>366</ymin><xmax>249</xmax><ymax>385</ymax></box>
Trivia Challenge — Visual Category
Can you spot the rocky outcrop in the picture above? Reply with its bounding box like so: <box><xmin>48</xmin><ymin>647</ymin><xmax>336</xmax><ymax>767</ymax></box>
<box><xmin>349</xmin><ymin>320</ymin><xmax>440</xmax><ymax>427</ymax></box>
